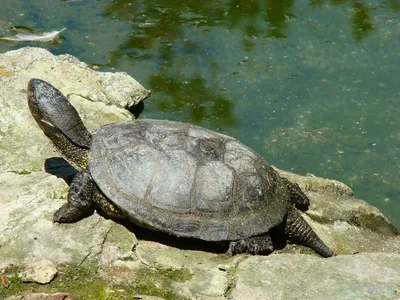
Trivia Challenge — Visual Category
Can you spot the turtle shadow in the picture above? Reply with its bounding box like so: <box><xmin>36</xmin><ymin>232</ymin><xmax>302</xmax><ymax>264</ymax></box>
<box><xmin>45</xmin><ymin>157</ymin><xmax>77</xmax><ymax>184</ymax></box>
<box><xmin>100</xmin><ymin>211</ymin><xmax>288</xmax><ymax>255</ymax></box>
<box><xmin>100</xmin><ymin>212</ymin><xmax>230</xmax><ymax>254</ymax></box>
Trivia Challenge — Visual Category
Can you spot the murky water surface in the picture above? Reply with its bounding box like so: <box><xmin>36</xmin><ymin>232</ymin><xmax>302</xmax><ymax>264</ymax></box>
<box><xmin>1</xmin><ymin>0</ymin><xmax>399</xmax><ymax>228</ymax></box>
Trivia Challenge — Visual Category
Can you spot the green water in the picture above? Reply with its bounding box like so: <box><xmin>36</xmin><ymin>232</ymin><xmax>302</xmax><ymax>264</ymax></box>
<box><xmin>1</xmin><ymin>0</ymin><xmax>399</xmax><ymax>229</ymax></box>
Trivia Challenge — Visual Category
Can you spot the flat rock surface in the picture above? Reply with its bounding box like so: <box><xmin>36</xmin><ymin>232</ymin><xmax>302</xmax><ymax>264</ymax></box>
<box><xmin>231</xmin><ymin>252</ymin><xmax>399</xmax><ymax>300</ymax></box>
<box><xmin>0</xmin><ymin>47</ymin><xmax>399</xmax><ymax>300</ymax></box>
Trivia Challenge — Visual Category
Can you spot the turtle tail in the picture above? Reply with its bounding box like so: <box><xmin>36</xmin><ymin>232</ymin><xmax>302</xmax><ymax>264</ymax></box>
<box><xmin>285</xmin><ymin>206</ymin><xmax>335</xmax><ymax>257</ymax></box>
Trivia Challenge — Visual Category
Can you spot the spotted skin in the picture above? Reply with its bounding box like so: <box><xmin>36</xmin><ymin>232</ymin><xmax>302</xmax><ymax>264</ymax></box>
<box><xmin>282</xmin><ymin>177</ymin><xmax>310</xmax><ymax>212</ymax></box>
<box><xmin>92</xmin><ymin>187</ymin><xmax>127</xmax><ymax>219</ymax></box>
<box><xmin>46</xmin><ymin>127</ymin><xmax>90</xmax><ymax>172</ymax></box>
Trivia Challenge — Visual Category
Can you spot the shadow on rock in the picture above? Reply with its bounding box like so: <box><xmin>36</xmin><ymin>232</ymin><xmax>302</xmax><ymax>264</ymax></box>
<box><xmin>100</xmin><ymin>213</ymin><xmax>230</xmax><ymax>254</ymax></box>
<box><xmin>45</xmin><ymin>157</ymin><xmax>77</xmax><ymax>185</ymax></box>
<box><xmin>99</xmin><ymin>210</ymin><xmax>287</xmax><ymax>255</ymax></box>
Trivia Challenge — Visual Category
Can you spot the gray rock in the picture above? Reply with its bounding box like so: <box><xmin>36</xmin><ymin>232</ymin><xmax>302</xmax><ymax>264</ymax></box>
<box><xmin>0</xmin><ymin>171</ymin><xmax>115</xmax><ymax>266</ymax></box>
<box><xmin>230</xmin><ymin>253</ymin><xmax>400</xmax><ymax>300</ymax></box>
<box><xmin>0</xmin><ymin>47</ymin><xmax>150</xmax><ymax>173</ymax></box>
<box><xmin>134</xmin><ymin>240</ymin><xmax>235</xmax><ymax>299</ymax></box>
<box><xmin>0</xmin><ymin>47</ymin><xmax>399</xmax><ymax>299</ymax></box>
<box><xmin>19</xmin><ymin>260</ymin><xmax>57</xmax><ymax>284</ymax></box>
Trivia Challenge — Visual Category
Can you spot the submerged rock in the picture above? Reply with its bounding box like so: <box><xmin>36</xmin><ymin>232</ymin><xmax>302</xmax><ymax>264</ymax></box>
<box><xmin>0</xmin><ymin>47</ymin><xmax>398</xmax><ymax>299</ymax></box>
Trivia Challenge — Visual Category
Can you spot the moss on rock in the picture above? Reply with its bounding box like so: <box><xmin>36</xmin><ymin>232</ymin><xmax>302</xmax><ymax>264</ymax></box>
<box><xmin>1</xmin><ymin>263</ymin><xmax>190</xmax><ymax>300</ymax></box>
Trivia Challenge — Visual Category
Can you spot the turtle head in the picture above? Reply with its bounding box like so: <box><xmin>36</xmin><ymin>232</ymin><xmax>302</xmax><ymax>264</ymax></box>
<box><xmin>28</xmin><ymin>78</ymin><xmax>92</xmax><ymax>170</ymax></box>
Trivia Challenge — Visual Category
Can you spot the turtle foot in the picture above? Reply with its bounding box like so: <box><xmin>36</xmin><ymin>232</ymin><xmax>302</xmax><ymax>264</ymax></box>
<box><xmin>227</xmin><ymin>234</ymin><xmax>274</xmax><ymax>255</ymax></box>
<box><xmin>54</xmin><ymin>170</ymin><xmax>95</xmax><ymax>223</ymax></box>
<box><xmin>54</xmin><ymin>203</ymin><xmax>93</xmax><ymax>223</ymax></box>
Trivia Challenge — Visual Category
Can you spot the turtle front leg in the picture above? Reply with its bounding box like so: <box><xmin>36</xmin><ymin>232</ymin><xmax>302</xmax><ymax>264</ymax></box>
<box><xmin>54</xmin><ymin>170</ymin><xmax>95</xmax><ymax>223</ymax></box>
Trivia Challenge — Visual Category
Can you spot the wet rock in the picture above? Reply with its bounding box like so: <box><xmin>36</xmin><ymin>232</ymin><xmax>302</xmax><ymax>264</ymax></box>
<box><xmin>19</xmin><ymin>260</ymin><xmax>57</xmax><ymax>284</ymax></box>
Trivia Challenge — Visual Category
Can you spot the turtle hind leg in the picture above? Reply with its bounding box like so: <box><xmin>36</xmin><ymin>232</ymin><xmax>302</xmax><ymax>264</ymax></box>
<box><xmin>54</xmin><ymin>170</ymin><xmax>95</xmax><ymax>223</ymax></box>
<box><xmin>285</xmin><ymin>206</ymin><xmax>335</xmax><ymax>257</ymax></box>
<box><xmin>227</xmin><ymin>234</ymin><xmax>274</xmax><ymax>255</ymax></box>
<box><xmin>282</xmin><ymin>177</ymin><xmax>310</xmax><ymax>211</ymax></box>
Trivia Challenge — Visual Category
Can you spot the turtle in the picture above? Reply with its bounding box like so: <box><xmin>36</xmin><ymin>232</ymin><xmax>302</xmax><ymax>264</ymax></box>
<box><xmin>27</xmin><ymin>78</ymin><xmax>335</xmax><ymax>257</ymax></box>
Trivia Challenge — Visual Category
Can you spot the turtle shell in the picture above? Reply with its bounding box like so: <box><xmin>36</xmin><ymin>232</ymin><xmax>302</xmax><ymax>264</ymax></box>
<box><xmin>89</xmin><ymin>119</ymin><xmax>289</xmax><ymax>242</ymax></box>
